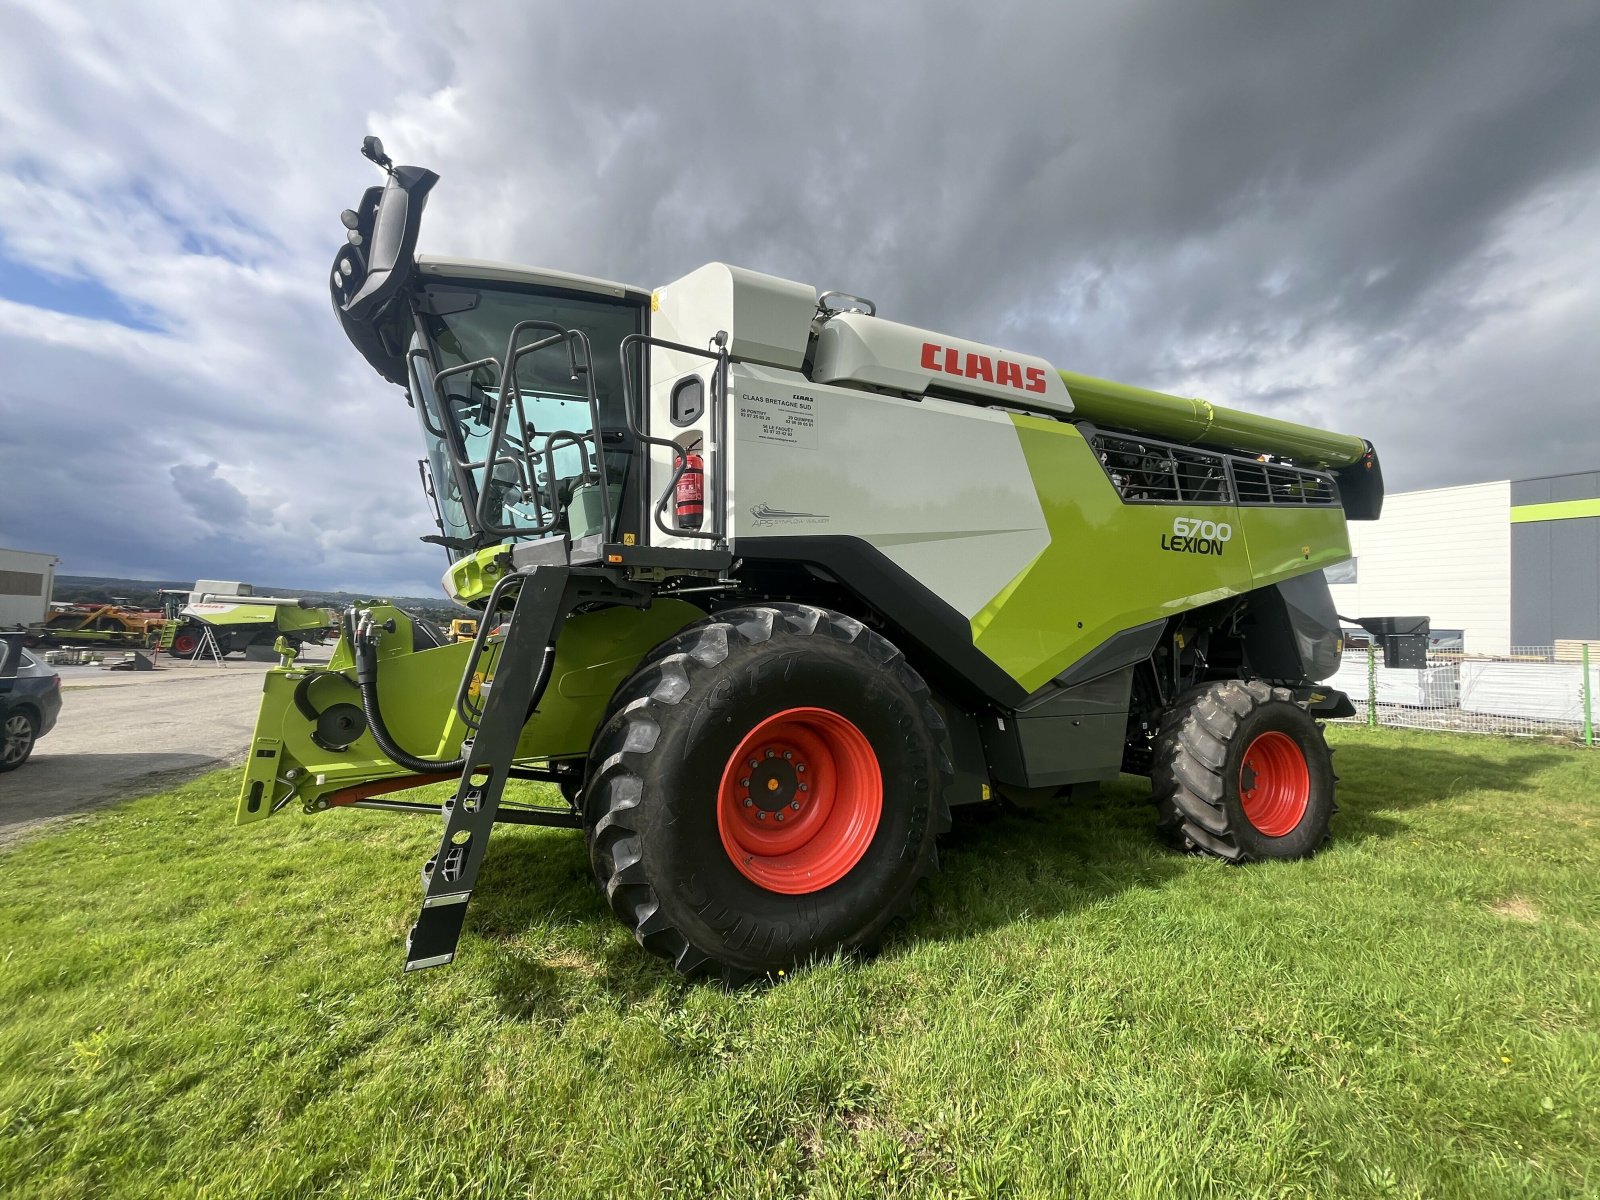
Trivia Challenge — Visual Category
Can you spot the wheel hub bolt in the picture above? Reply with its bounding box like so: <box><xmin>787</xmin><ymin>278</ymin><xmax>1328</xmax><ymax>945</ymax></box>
<box><xmin>740</xmin><ymin>777</ymin><xmax>750</xmax><ymax>787</ymax></box>
<box><xmin>790</xmin><ymin>800</ymin><xmax>800</xmax><ymax>810</ymax></box>
<box><xmin>743</xmin><ymin>797</ymin><xmax>754</xmax><ymax>807</ymax></box>
<box><xmin>775</xmin><ymin>812</ymin><xmax>785</xmax><ymax>821</ymax></box>
<box><xmin>796</xmin><ymin>763</ymin><xmax>806</xmax><ymax>773</ymax></box>
<box><xmin>798</xmin><ymin>783</ymin><xmax>808</xmax><ymax>793</ymax></box>
<box><xmin>765</xmin><ymin>749</ymin><xmax>776</xmax><ymax>759</ymax></box>
<box><xmin>757</xmin><ymin>811</ymin><xmax>767</xmax><ymax>821</ymax></box>
<box><xmin>783</xmin><ymin>751</ymin><xmax>793</xmax><ymax>760</ymax></box>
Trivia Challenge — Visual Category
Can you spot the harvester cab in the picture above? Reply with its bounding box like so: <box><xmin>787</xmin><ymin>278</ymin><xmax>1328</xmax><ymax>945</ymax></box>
<box><xmin>331</xmin><ymin>146</ymin><xmax>659</xmax><ymax>580</ymax></box>
<box><xmin>238</xmin><ymin>139</ymin><xmax>1426</xmax><ymax>981</ymax></box>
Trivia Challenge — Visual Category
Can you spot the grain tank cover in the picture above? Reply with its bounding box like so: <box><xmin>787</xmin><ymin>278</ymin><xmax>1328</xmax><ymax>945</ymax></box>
<box><xmin>192</xmin><ymin>580</ymin><xmax>252</xmax><ymax>603</ymax></box>
<box><xmin>811</xmin><ymin>312</ymin><xmax>1076</xmax><ymax>415</ymax></box>
<box><xmin>651</xmin><ymin>263</ymin><xmax>816</xmax><ymax>371</ymax></box>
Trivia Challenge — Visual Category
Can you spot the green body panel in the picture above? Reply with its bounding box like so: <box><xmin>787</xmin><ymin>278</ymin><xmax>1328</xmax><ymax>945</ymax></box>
<box><xmin>1234</xmin><ymin>506</ymin><xmax>1352</xmax><ymax>585</ymax></box>
<box><xmin>444</xmin><ymin>546</ymin><xmax>515</xmax><ymax>607</ymax></box>
<box><xmin>190</xmin><ymin>603</ymin><xmax>332</xmax><ymax>637</ymax></box>
<box><xmin>970</xmin><ymin>416</ymin><xmax>1350</xmax><ymax>693</ymax></box>
<box><xmin>1057</xmin><ymin>369</ymin><xmax>1369</xmax><ymax>469</ymax></box>
<box><xmin>236</xmin><ymin>598</ymin><xmax>702</xmax><ymax>822</ymax></box>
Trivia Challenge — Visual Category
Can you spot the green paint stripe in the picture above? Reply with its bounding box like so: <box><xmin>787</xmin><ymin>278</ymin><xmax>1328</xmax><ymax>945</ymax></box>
<box><xmin>1510</xmin><ymin>498</ymin><xmax>1600</xmax><ymax>524</ymax></box>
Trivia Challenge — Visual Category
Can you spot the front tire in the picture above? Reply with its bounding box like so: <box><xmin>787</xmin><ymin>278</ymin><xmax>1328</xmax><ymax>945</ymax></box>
<box><xmin>1</xmin><ymin>709</ymin><xmax>39</xmax><ymax>772</ymax></box>
<box><xmin>169</xmin><ymin>625</ymin><xmax>205</xmax><ymax>658</ymax></box>
<box><xmin>586</xmin><ymin>603</ymin><xmax>952</xmax><ymax>981</ymax></box>
<box><xmin>1151</xmin><ymin>679</ymin><xmax>1336</xmax><ymax>862</ymax></box>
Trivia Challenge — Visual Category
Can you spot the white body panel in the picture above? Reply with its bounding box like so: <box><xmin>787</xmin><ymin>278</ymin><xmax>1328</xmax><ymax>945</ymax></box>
<box><xmin>1325</xmin><ymin>480</ymin><xmax>1511</xmax><ymax>654</ymax></box>
<box><xmin>191</xmin><ymin>579</ymin><xmax>252</xmax><ymax>604</ymax></box>
<box><xmin>641</xmin><ymin>262</ymin><xmax>1069</xmax><ymax>619</ymax></box>
<box><xmin>184</xmin><ymin>601</ymin><xmax>258</xmax><ymax>621</ymax></box>
<box><xmin>642</xmin><ymin>347</ymin><xmax>1050</xmax><ymax>620</ymax></box>
<box><xmin>812</xmin><ymin>312</ymin><xmax>1075</xmax><ymax>415</ymax></box>
<box><xmin>652</xmin><ymin>263</ymin><xmax>816</xmax><ymax>372</ymax></box>
<box><xmin>728</xmin><ymin>366</ymin><xmax>1050</xmax><ymax>618</ymax></box>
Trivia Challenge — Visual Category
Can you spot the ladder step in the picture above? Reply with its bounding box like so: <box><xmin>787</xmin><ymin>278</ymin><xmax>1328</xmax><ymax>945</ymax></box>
<box><xmin>404</xmin><ymin>894</ymin><xmax>471</xmax><ymax>971</ymax></box>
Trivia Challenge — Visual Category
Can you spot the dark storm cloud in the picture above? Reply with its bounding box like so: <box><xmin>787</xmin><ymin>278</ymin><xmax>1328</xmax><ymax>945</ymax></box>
<box><xmin>3</xmin><ymin>1</ymin><xmax>1600</xmax><ymax>593</ymax></box>
<box><xmin>169</xmin><ymin>462</ymin><xmax>251</xmax><ymax>528</ymax></box>
<box><xmin>407</xmin><ymin>2</ymin><xmax>1600</xmax><ymax>474</ymax></box>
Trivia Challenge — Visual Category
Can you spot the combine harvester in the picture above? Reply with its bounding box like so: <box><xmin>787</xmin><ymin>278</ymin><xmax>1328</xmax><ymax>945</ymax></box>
<box><xmin>238</xmin><ymin>139</ymin><xmax>1425</xmax><ymax>980</ymax></box>
<box><xmin>162</xmin><ymin>582</ymin><xmax>336</xmax><ymax>659</ymax></box>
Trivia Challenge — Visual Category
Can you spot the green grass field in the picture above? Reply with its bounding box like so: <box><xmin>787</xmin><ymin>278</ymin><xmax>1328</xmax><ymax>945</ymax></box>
<box><xmin>1</xmin><ymin>727</ymin><xmax>1596</xmax><ymax>1199</ymax></box>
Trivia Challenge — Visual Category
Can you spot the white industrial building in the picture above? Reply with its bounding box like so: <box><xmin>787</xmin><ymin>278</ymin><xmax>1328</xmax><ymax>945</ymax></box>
<box><xmin>0</xmin><ymin>547</ymin><xmax>59</xmax><ymax>630</ymax></box>
<box><xmin>1326</xmin><ymin>480</ymin><xmax>1511</xmax><ymax>653</ymax></box>
<box><xmin>1327</xmin><ymin>470</ymin><xmax>1600</xmax><ymax>655</ymax></box>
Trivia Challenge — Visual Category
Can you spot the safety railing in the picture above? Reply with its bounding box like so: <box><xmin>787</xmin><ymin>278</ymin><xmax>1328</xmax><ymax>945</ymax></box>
<box><xmin>617</xmin><ymin>330</ymin><xmax>731</xmax><ymax>544</ymax></box>
<box><xmin>1327</xmin><ymin>642</ymin><xmax>1597</xmax><ymax>745</ymax></box>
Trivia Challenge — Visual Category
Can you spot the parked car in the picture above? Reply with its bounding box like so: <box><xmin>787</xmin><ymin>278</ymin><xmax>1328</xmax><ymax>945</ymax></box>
<box><xmin>1</xmin><ymin>633</ymin><xmax>61</xmax><ymax>772</ymax></box>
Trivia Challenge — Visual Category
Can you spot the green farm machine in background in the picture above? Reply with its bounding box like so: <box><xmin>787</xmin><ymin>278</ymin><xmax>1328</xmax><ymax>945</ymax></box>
<box><xmin>238</xmin><ymin>139</ymin><xmax>1425</xmax><ymax>980</ymax></box>
<box><xmin>30</xmin><ymin>585</ymin><xmax>336</xmax><ymax>658</ymax></box>
<box><xmin>160</xmin><ymin>582</ymin><xmax>336</xmax><ymax>659</ymax></box>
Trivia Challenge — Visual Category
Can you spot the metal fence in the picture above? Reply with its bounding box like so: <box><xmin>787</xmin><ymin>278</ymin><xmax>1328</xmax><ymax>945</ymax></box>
<box><xmin>1327</xmin><ymin>642</ymin><xmax>1596</xmax><ymax>744</ymax></box>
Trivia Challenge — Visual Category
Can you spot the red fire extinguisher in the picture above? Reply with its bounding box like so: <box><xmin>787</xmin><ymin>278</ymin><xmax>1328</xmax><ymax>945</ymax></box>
<box><xmin>675</xmin><ymin>450</ymin><xmax>704</xmax><ymax>529</ymax></box>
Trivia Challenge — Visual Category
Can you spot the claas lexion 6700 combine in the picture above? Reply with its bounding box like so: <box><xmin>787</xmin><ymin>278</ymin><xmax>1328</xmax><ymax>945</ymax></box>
<box><xmin>239</xmin><ymin>138</ymin><xmax>1426</xmax><ymax>980</ymax></box>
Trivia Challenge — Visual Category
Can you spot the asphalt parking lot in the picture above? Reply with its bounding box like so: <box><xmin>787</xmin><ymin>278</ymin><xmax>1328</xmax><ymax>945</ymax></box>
<box><xmin>0</xmin><ymin>648</ymin><xmax>329</xmax><ymax>848</ymax></box>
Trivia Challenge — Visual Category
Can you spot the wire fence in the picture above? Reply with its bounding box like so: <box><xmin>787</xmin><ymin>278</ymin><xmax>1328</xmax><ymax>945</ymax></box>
<box><xmin>1327</xmin><ymin>641</ymin><xmax>1597</xmax><ymax>744</ymax></box>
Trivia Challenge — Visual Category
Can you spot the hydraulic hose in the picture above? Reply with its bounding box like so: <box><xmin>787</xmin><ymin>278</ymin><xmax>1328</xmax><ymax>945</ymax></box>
<box><xmin>356</xmin><ymin>673</ymin><xmax>467</xmax><ymax>775</ymax></box>
<box><xmin>349</xmin><ymin>600</ymin><xmax>555</xmax><ymax>776</ymax></box>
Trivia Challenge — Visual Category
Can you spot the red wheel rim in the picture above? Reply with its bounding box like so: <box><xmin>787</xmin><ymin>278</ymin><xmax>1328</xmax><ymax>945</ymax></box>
<box><xmin>1238</xmin><ymin>731</ymin><xmax>1310</xmax><ymax>837</ymax></box>
<box><xmin>173</xmin><ymin>632</ymin><xmax>198</xmax><ymax>655</ymax></box>
<box><xmin>716</xmin><ymin>706</ymin><xmax>882</xmax><ymax>894</ymax></box>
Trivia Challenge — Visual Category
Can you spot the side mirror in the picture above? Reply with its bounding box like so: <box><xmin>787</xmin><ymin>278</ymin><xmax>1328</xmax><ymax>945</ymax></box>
<box><xmin>335</xmin><ymin>164</ymin><xmax>438</xmax><ymax>320</ymax></box>
<box><xmin>0</xmin><ymin>633</ymin><xmax>23</xmax><ymax>681</ymax></box>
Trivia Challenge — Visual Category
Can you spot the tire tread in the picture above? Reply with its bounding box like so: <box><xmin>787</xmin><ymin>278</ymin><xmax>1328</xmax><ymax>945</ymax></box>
<box><xmin>587</xmin><ymin>602</ymin><xmax>952</xmax><ymax>982</ymax></box>
<box><xmin>1151</xmin><ymin>679</ymin><xmax>1334</xmax><ymax>863</ymax></box>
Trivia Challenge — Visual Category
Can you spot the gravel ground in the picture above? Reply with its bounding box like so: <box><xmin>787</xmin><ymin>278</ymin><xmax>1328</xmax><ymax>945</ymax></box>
<box><xmin>0</xmin><ymin>650</ymin><xmax>329</xmax><ymax>848</ymax></box>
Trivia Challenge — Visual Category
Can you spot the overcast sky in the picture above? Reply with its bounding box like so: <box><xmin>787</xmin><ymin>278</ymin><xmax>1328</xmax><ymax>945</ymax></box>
<box><xmin>3</xmin><ymin>2</ymin><xmax>1599</xmax><ymax>596</ymax></box>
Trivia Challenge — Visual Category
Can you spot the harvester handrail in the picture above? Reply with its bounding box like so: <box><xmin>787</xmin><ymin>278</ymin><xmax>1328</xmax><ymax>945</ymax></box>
<box><xmin>617</xmin><ymin>331</ymin><xmax>730</xmax><ymax>545</ymax></box>
<box><xmin>467</xmin><ymin>320</ymin><xmax>615</xmax><ymax>545</ymax></box>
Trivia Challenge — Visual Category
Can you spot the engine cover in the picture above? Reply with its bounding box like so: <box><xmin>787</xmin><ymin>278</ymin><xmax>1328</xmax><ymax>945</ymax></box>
<box><xmin>811</xmin><ymin>312</ymin><xmax>1075</xmax><ymax>415</ymax></box>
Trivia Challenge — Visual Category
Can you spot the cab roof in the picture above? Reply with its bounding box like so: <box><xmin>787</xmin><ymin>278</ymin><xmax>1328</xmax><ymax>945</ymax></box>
<box><xmin>415</xmin><ymin>255</ymin><xmax>649</xmax><ymax>303</ymax></box>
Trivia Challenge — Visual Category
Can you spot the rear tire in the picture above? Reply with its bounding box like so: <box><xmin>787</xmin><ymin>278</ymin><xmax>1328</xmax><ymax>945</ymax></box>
<box><xmin>586</xmin><ymin>603</ymin><xmax>952</xmax><ymax>981</ymax></box>
<box><xmin>1151</xmin><ymin>679</ymin><xmax>1335</xmax><ymax>862</ymax></box>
